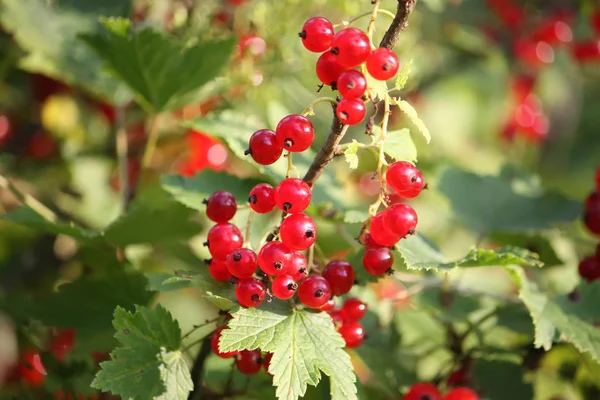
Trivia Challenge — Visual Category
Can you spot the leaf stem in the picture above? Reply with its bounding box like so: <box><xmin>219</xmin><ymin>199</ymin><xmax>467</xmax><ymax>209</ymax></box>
<box><xmin>182</xmin><ymin>317</ymin><xmax>220</xmax><ymax>341</ymax></box>
<box><xmin>243</xmin><ymin>210</ymin><xmax>255</xmax><ymax>248</ymax></box>
<box><xmin>0</xmin><ymin>174</ymin><xmax>58</xmax><ymax>222</ymax></box>
<box><xmin>307</xmin><ymin>244</ymin><xmax>315</xmax><ymax>270</ymax></box>
<box><xmin>335</xmin><ymin>9</ymin><xmax>396</xmax><ymax>28</ymax></box>
<box><xmin>285</xmin><ymin>152</ymin><xmax>298</xmax><ymax>178</ymax></box>
<box><xmin>141</xmin><ymin>115</ymin><xmax>158</xmax><ymax>168</ymax></box>
<box><xmin>301</xmin><ymin>97</ymin><xmax>338</xmax><ymax>117</ymax></box>
<box><xmin>367</xmin><ymin>0</ymin><xmax>382</xmax><ymax>48</ymax></box>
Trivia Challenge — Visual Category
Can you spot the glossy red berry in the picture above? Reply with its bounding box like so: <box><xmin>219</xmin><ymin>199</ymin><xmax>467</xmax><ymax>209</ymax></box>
<box><xmin>274</xmin><ymin>178</ymin><xmax>312</xmax><ymax>214</ymax></box>
<box><xmin>248</xmin><ymin>183</ymin><xmax>276</xmax><ymax>214</ymax></box>
<box><xmin>579</xmin><ymin>256</ymin><xmax>600</xmax><ymax>282</ymax></box>
<box><xmin>595</xmin><ymin>169</ymin><xmax>600</xmax><ymax>189</ymax></box>
<box><xmin>386</xmin><ymin>161</ymin><xmax>426</xmax><ymax>199</ymax></box>
<box><xmin>384</xmin><ymin>203</ymin><xmax>418</xmax><ymax>237</ymax></box>
<box><xmin>366</xmin><ymin>48</ymin><xmax>399</xmax><ymax>81</ymax></box>
<box><xmin>370</xmin><ymin>212</ymin><xmax>402</xmax><ymax>247</ymax></box>
<box><xmin>341</xmin><ymin>298</ymin><xmax>367</xmax><ymax>320</ymax></box>
<box><xmin>319</xmin><ymin>298</ymin><xmax>336</xmax><ymax>312</ymax></box>
<box><xmin>290</xmin><ymin>252</ymin><xmax>309</xmax><ymax>281</ymax></box>
<box><xmin>0</xmin><ymin>114</ymin><xmax>12</xmax><ymax>147</ymax></box>
<box><xmin>258</xmin><ymin>241</ymin><xmax>294</xmax><ymax>276</ymax></box>
<box><xmin>531</xmin><ymin>17</ymin><xmax>572</xmax><ymax>44</ymax></box>
<box><xmin>316</xmin><ymin>51</ymin><xmax>348</xmax><ymax>87</ymax></box>
<box><xmin>338</xmin><ymin>320</ymin><xmax>364</xmax><ymax>348</ymax></box>
<box><xmin>18</xmin><ymin>350</ymin><xmax>47</xmax><ymax>387</ymax></box>
<box><xmin>337</xmin><ymin>70</ymin><xmax>367</xmax><ymax>99</ymax></box>
<box><xmin>206</xmin><ymin>223</ymin><xmax>244</xmax><ymax>259</ymax></box>
<box><xmin>363</xmin><ymin>246</ymin><xmax>394</xmax><ymax>276</ymax></box>
<box><xmin>236</xmin><ymin>278</ymin><xmax>266</xmax><ymax>308</ymax></box>
<box><xmin>404</xmin><ymin>382</ymin><xmax>441</xmax><ymax>400</ymax></box>
<box><xmin>263</xmin><ymin>352</ymin><xmax>273</xmax><ymax>374</ymax></box>
<box><xmin>336</xmin><ymin>98</ymin><xmax>366</xmax><ymax>126</ymax></box>
<box><xmin>584</xmin><ymin>211</ymin><xmax>600</xmax><ymax>235</ymax></box>
<box><xmin>298</xmin><ymin>275</ymin><xmax>332</xmax><ymax>309</ymax></box>
<box><xmin>211</xmin><ymin>327</ymin><xmax>238</xmax><ymax>358</ymax></box>
<box><xmin>443</xmin><ymin>387</ymin><xmax>479</xmax><ymax>400</ymax></box>
<box><xmin>26</xmin><ymin>130</ymin><xmax>56</xmax><ymax>159</ymax></box>
<box><xmin>330</xmin><ymin>28</ymin><xmax>371</xmax><ymax>68</ymax></box>
<box><xmin>208</xmin><ymin>258</ymin><xmax>233</xmax><ymax>281</ymax></box>
<box><xmin>204</xmin><ymin>191</ymin><xmax>237</xmax><ymax>223</ymax></box>
<box><xmin>322</xmin><ymin>260</ymin><xmax>355</xmax><ymax>296</ymax></box>
<box><xmin>247</xmin><ymin>129</ymin><xmax>283</xmax><ymax>165</ymax></box>
<box><xmin>235</xmin><ymin>350</ymin><xmax>263</xmax><ymax>375</ymax></box>
<box><xmin>226</xmin><ymin>248</ymin><xmax>258</xmax><ymax>278</ymax></box>
<box><xmin>300</xmin><ymin>17</ymin><xmax>334</xmax><ymax>53</ymax></box>
<box><xmin>570</xmin><ymin>40</ymin><xmax>600</xmax><ymax>62</ymax></box>
<box><xmin>593</xmin><ymin>11</ymin><xmax>600</xmax><ymax>36</ymax></box>
<box><xmin>50</xmin><ymin>329</ymin><xmax>76</xmax><ymax>362</ymax></box>
<box><xmin>280</xmin><ymin>213</ymin><xmax>317</xmax><ymax>251</ymax></box>
<box><xmin>276</xmin><ymin>114</ymin><xmax>315</xmax><ymax>152</ymax></box>
<box><xmin>272</xmin><ymin>274</ymin><xmax>298</xmax><ymax>300</ymax></box>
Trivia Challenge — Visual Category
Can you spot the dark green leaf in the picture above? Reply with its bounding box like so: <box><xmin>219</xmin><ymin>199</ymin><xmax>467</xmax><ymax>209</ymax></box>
<box><xmin>490</xmin><ymin>232</ymin><xmax>563</xmax><ymax>267</ymax></box>
<box><xmin>55</xmin><ymin>0</ymin><xmax>131</xmax><ymax>17</ymax></box>
<box><xmin>383</xmin><ymin>129</ymin><xmax>418</xmax><ymax>162</ymax></box>
<box><xmin>473</xmin><ymin>359</ymin><xmax>534</xmax><ymax>400</ymax></box>
<box><xmin>2</xmin><ymin>206</ymin><xmax>97</xmax><ymax>240</ymax></box>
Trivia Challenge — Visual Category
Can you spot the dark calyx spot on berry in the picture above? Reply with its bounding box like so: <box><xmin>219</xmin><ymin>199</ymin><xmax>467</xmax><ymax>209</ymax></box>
<box><xmin>340</xmin><ymin>111</ymin><xmax>349</xmax><ymax>120</ymax></box>
<box><xmin>274</xmin><ymin>261</ymin><xmax>283</xmax><ymax>270</ymax></box>
<box><xmin>386</xmin><ymin>268</ymin><xmax>394</xmax><ymax>275</ymax></box>
<box><xmin>568</xmin><ymin>289</ymin><xmax>581</xmax><ymax>302</ymax></box>
<box><xmin>424</xmin><ymin>183</ymin><xmax>429</xmax><ymax>190</ymax></box>
<box><xmin>298</xmin><ymin>30</ymin><xmax>307</xmax><ymax>39</ymax></box>
<box><xmin>123</xmin><ymin>329</ymin><xmax>130</xmax><ymax>335</ymax></box>
<box><xmin>299</xmin><ymin>267</ymin><xmax>307</xmax><ymax>275</ymax></box>
<box><xmin>203</xmin><ymin>240</ymin><xmax>209</xmax><ymax>247</ymax></box>
<box><xmin>410</xmin><ymin>176</ymin><xmax>417</xmax><ymax>183</ymax></box>
<box><xmin>284</xmin><ymin>138</ymin><xmax>294</xmax><ymax>148</ymax></box>
<box><xmin>282</xmin><ymin>202</ymin><xmax>292</xmax><ymax>212</ymax></box>
<box><xmin>315</xmin><ymin>289</ymin><xmax>324</xmax><ymax>298</ymax></box>
<box><xmin>266</xmin><ymin>233</ymin><xmax>276</xmax><ymax>242</ymax></box>
<box><xmin>382</xmin><ymin>62</ymin><xmax>392</xmax><ymax>71</ymax></box>
<box><xmin>248</xmin><ymin>194</ymin><xmax>257</xmax><ymax>204</ymax></box>
<box><xmin>346</xmin><ymin>81</ymin><xmax>356</xmax><ymax>89</ymax></box>
<box><xmin>251</xmin><ymin>294</ymin><xmax>260</xmax><ymax>302</ymax></box>
<box><xmin>305</xmin><ymin>230</ymin><xmax>315</xmax><ymax>238</ymax></box>
<box><xmin>317</xmin><ymin>83</ymin><xmax>324</xmax><ymax>92</ymax></box>
<box><xmin>330</xmin><ymin>47</ymin><xmax>339</xmax><ymax>55</ymax></box>
<box><xmin>353</xmin><ymin>279</ymin><xmax>359</xmax><ymax>285</ymax></box>
<box><xmin>229</xmin><ymin>277</ymin><xmax>239</xmax><ymax>284</ymax></box>
<box><xmin>331</xmin><ymin>81</ymin><xmax>338</xmax><ymax>91</ymax></box>
<box><xmin>204</xmin><ymin>258</ymin><xmax>212</xmax><ymax>265</ymax></box>
<box><xmin>418</xmin><ymin>394</ymin><xmax>434</xmax><ymax>400</ymax></box>
<box><xmin>287</xmin><ymin>282</ymin><xmax>298</xmax><ymax>290</ymax></box>
<box><xmin>232</xmin><ymin>252</ymin><xmax>242</xmax><ymax>262</ymax></box>
<box><xmin>408</xmin><ymin>228</ymin><xmax>416</xmax><ymax>236</ymax></box>
<box><xmin>244</xmin><ymin>148</ymin><xmax>252</xmax><ymax>156</ymax></box>
<box><xmin>202</xmin><ymin>199</ymin><xmax>208</xmax><ymax>205</ymax></box>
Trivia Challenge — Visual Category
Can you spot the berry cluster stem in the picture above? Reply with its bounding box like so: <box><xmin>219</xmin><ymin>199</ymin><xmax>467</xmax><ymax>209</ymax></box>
<box><xmin>301</xmin><ymin>97</ymin><xmax>338</xmax><ymax>117</ymax></box>
<box><xmin>367</xmin><ymin>0</ymin><xmax>382</xmax><ymax>48</ymax></box>
<box><xmin>0</xmin><ymin>174</ymin><xmax>57</xmax><ymax>222</ymax></box>
<box><xmin>141</xmin><ymin>115</ymin><xmax>158</xmax><ymax>168</ymax></box>
<box><xmin>243</xmin><ymin>210</ymin><xmax>255</xmax><ymax>248</ymax></box>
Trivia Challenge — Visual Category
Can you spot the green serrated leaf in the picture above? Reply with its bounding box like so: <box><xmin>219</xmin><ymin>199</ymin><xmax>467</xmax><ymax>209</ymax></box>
<box><xmin>490</xmin><ymin>232</ymin><xmax>563</xmax><ymax>267</ymax></box>
<box><xmin>92</xmin><ymin>305</ymin><xmax>192</xmax><ymax>400</ymax></box>
<box><xmin>366</xmin><ymin>72</ymin><xmax>388</xmax><ymax>101</ymax></box>
<box><xmin>396</xmin><ymin>100</ymin><xmax>431</xmax><ymax>143</ymax></box>
<box><xmin>220</xmin><ymin>305</ymin><xmax>357</xmax><ymax>400</ymax></box>
<box><xmin>344</xmin><ymin>140</ymin><xmax>360</xmax><ymax>170</ymax></box>
<box><xmin>344</xmin><ymin>210</ymin><xmax>369</xmax><ymax>224</ymax></box>
<box><xmin>383</xmin><ymin>128</ymin><xmax>417</xmax><ymax>162</ymax></box>
<box><xmin>394</xmin><ymin>59</ymin><xmax>413</xmax><ymax>90</ymax></box>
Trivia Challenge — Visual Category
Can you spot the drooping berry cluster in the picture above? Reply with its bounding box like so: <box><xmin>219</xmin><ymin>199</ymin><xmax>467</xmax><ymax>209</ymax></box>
<box><xmin>578</xmin><ymin>169</ymin><xmax>600</xmax><ymax>282</ymax></box>
<box><xmin>404</xmin><ymin>382</ymin><xmax>479</xmax><ymax>400</ymax></box>
<box><xmin>210</xmin><ymin>325</ymin><xmax>273</xmax><ymax>375</ymax></box>
<box><xmin>328</xmin><ymin>297</ymin><xmax>367</xmax><ymax>349</ymax></box>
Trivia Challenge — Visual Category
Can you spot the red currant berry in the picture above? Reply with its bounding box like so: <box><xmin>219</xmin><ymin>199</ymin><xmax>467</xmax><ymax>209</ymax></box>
<box><xmin>208</xmin><ymin>258</ymin><xmax>233</xmax><ymax>281</ymax></box>
<box><xmin>386</xmin><ymin>161</ymin><xmax>426</xmax><ymax>199</ymax></box>
<box><xmin>447</xmin><ymin>369</ymin><xmax>468</xmax><ymax>386</ymax></box>
<box><xmin>204</xmin><ymin>191</ymin><xmax>237</xmax><ymax>223</ymax></box>
<box><xmin>18</xmin><ymin>349</ymin><xmax>47</xmax><ymax>387</ymax></box>
<box><xmin>584</xmin><ymin>211</ymin><xmax>600</xmax><ymax>236</ymax></box>
<box><xmin>226</xmin><ymin>248</ymin><xmax>258</xmax><ymax>278</ymax></box>
<box><xmin>322</xmin><ymin>260</ymin><xmax>355</xmax><ymax>296</ymax></box>
<box><xmin>276</xmin><ymin>114</ymin><xmax>315</xmax><ymax>152</ymax></box>
<box><xmin>596</xmin><ymin>243</ymin><xmax>600</xmax><ymax>258</ymax></box>
<box><xmin>329</xmin><ymin>307</ymin><xmax>343</xmax><ymax>324</ymax></box>
<box><xmin>50</xmin><ymin>329</ymin><xmax>76</xmax><ymax>362</ymax></box>
<box><xmin>290</xmin><ymin>251</ymin><xmax>309</xmax><ymax>281</ymax></box>
<box><xmin>337</xmin><ymin>70</ymin><xmax>367</xmax><ymax>99</ymax></box>
<box><xmin>384</xmin><ymin>203</ymin><xmax>418</xmax><ymax>237</ymax></box>
<box><xmin>531</xmin><ymin>17</ymin><xmax>572</xmax><ymax>45</ymax></box>
<box><xmin>0</xmin><ymin>113</ymin><xmax>13</xmax><ymax>147</ymax></box>
<box><xmin>585</xmin><ymin>191</ymin><xmax>600</xmax><ymax>213</ymax></box>
<box><xmin>570</xmin><ymin>40</ymin><xmax>600</xmax><ymax>62</ymax></box>
<box><xmin>316</xmin><ymin>51</ymin><xmax>348</xmax><ymax>87</ymax></box>
<box><xmin>236</xmin><ymin>278</ymin><xmax>266</xmax><ymax>308</ymax></box>
<box><xmin>578</xmin><ymin>256</ymin><xmax>600</xmax><ymax>282</ymax></box>
<box><xmin>249</xmin><ymin>183</ymin><xmax>276</xmax><ymax>214</ymax></box>
<box><xmin>298</xmin><ymin>275</ymin><xmax>332</xmax><ymax>309</ymax></box>
<box><xmin>206</xmin><ymin>223</ymin><xmax>244</xmax><ymax>259</ymax></box>
<box><xmin>370</xmin><ymin>212</ymin><xmax>402</xmax><ymax>247</ymax></box>
<box><xmin>362</xmin><ymin>233</ymin><xmax>379</xmax><ymax>248</ymax></box>
<box><xmin>330</xmin><ymin>28</ymin><xmax>371</xmax><ymax>68</ymax></box>
<box><xmin>299</xmin><ymin>17</ymin><xmax>334</xmax><ymax>53</ymax></box>
<box><xmin>336</xmin><ymin>98</ymin><xmax>366</xmax><ymax>126</ymax></box>
<box><xmin>593</xmin><ymin>11</ymin><xmax>600</xmax><ymax>36</ymax></box>
<box><xmin>363</xmin><ymin>247</ymin><xmax>394</xmax><ymax>276</ymax></box>
<box><xmin>404</xmin><ymin>383</ymin><xmax>441</xmax><ymax>400</ymax></box>
<box><xmin>366</xmin><ymin>48</ymin><xmax>399</xmax><ymax>81</ymax></box>
<box><xmin>595</xmin><ymin>169</ymin><xmax>600</xmax><ymax>189</ymax></box>
<box><xmin>263</xmin><ymin>352</ymin><xmax>273</xmax><ymax>374</ymax></box>
<box><xmin>235</xmin><ymin>350</ymin><xmax>263</xmax><ymax>375</ymax></box>
<box><xmin>258</xmin><ymin>241</ymin><xmax>294</xmax><ymax>276</ymax></box>
<box><xmin>274</xmin><ymin>178</ymin><xmax>312</xmax><ymax>214</ymax></box>
<box><xmin>443</xmin><ymin>387</ymin><xmax>479</xmax><ymax>400</ymax></box>
<box><xmin>211</xmin><ymin>327</ymin><xmax>238</xmax><ymax>358</ymax></box>
<box><xmin>280</xmin><ymin>213</ymin><xmax>317</xmax><ymax>251</ymax></box>
<box><xmin>318</xmin><ymin>298</ymin><xmax>336</xmax><ymax>312</ymax></box>
<box><xmin>338</xmin><ymin>320</ymin><xmax>364</xmax><ymax>348</ymax></box>
<box><xmin>272</xmin><ymin>274</ymin><xmax>298</xmax><ymax>300</ymax></box>
<box><xmin>341</xmin><ymin>297</ymin><xmax>367</xmax><ymax>320</ymax></box>
<box><xmin>246</xmin><ymin>129</ymin><xmax>283</xmax><ymax>165</ymax></box>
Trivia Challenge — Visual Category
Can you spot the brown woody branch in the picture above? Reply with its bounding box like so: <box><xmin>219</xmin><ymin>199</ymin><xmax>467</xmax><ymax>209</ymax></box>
<box><xmin>302</xmin><ymin>0</ymin><xmax>418</xmax><ymax>186</ymax></box>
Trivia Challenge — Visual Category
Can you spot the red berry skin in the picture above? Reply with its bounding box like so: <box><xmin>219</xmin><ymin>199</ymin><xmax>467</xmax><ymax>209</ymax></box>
<box><xmin>585</xmin><ymin>211</ymin><xmax>600</xmax><ymax>236</ymax></box>
<box><xmin>280</xmin><ymin>213</ymin><xmax>317</xmax><ymax>251</ymax></box>
<box><xmin>209</xmin><ymin>258</ymin><xmax>233</xmax><ymax>281</ymax></box>
<box><xmin>595</xmin><ymin>169</ymin><xmax>600</xmax><ymax>189</ymax></box>
<box><xmin>579</xmin><ymin>256</ymin><xmax>600</xmax><ymax>282</ymax></box>
<box><xmin>298</xmin><ymin>275</ymin><xmax>333</xmax><ymax>309</ymax></box>
<box><xmin>386</xmin><ymin>161</ymin><xmax>426</xmax><ymax>199</ymax></box>
<box><xmin>318</xmin><ymin>298</ymin><xmax>336</xmax><ymax>312</ymax></box>
<box><xmin>274</xmin><ymin>178</ymin><xmax>312</xmax><ymax>214</ymax></box>
<box><xmin>341</xmin><ymin>298</ymin><xmax>367</xmax><ymax>320</ymax></box>
<box><xmin>322</xmin><ymin>260</ymin><xmax>355</xmax><ymax>296</ymax></box>
<box><xmin>0</xmin><ymin>114</ymin><xmax>13</xmax><ymax>147</ymax></box>
<box><xmin>366</xmin><ymin>48</ymin><xmax>399</xmax><ymax>81</ymax></box>
<box><xmin>235</xmin><ymin>350</ymin><xmax>263</xmax><ymax>375</ymax></box>
<box><xmin>443</xmin><ymin>387</ymin><xmax>479</xmax><ymax>400</ymax></box>
<box><xmin>531</xmin><ymin>17</ymin><xmax>572</xmax><ymax>45</ymax></box>
<box><xmin>316</xmin><ymin>51</ymin><xmax>348</xmax><ymax>87</ymax></box>
<box><xmin>330</xmin><ymin>28</ymin><xmax>371</xmax><ymax>68</ymax></box>
<box><xmin>596</xmin><ymin>243</ymin><xmax>600</xmax><ymax>258</ymax></box>
<box><xmin>384</xmin><ymin>204</ymin><xmax>418</xmax><ymax>237</ymax></box>
<box><xmin>570</xmin><ymin>40</ymin><xmax>600</xmax><ymax>62</ymax></box>
<box><xmin>247</xmin><ymin>129</ymin><xmax>283</xmax><ymax>165</ymax></box>
<box><xmin>249</xmin><ymin>183</ymin><xmax>276</xmax><ymax>214</ymax></box>
<box><xmin>370</xmin><ymin>212</ymin><xmax>402</xmax><ymax>247</ymax></box>
<box><xmin>300</xmin><ymin>17</ymin><xmax>334</xmax><ymax>53</ymax></box>
<box><xmin>50</xmin><ymin>329</ymin><xmax>76</xmax><ymax>362</ymax></box>
<box><xmin>211</xmin><ymin>327</ymin><xmax>238</xmax><ymax>358</ymax></box>
<box><xmin>263</xmin><ymin>352</ymin><xmax>273</xmax><ymax>375</ymax></box>
<box><xmin>593</xmin><ymin>11</ymin><xmax>600</xmax><ymax>36</ymax></box>
<box><xmin>272</xmin><ymin>274</ymin><xmax>298</xmax><ymax>300</ymax></box>
<box><xmin>258</xmin><ymin>241</ymin><xmax>294</xmax><ymax>276</ymax></box>
<box><xmin>226</xmin><ymin>248</ymin><xmax>258</xmax><ymax>278</ymax></box>
<box><xmin>205</xmin><ymin>191</ymin><xmax>237</xmax><ymax>223</ymax></box>
<box><xmin>290</xmin><ymin>252</ymin><xmax>309</xmax><ymax>281</ymax></box>
<box><xmin>276</xmin><ymin>115</ymin><xmax>315</xmax><ymax>152</ymax></box>
<box><xmin>336</xmin><ymin>98</ymin><xmax>366</xmax><ymax>126</ymax></box>
<box><xmin>338</xmin><ymin>320</ymin><xmax>364</xmax><ymax>348</ymax></box>
<box><xmin>337</xmin><ymin>70</ymin><xmax>367</xmax><ymax>99</ymax></box>
<box><xmin>207</xmin><ymin>223</ymin><xmax>244</xmax><ymax>259</ymax></box>
<box><xmin>404</xmin><ymin>383</ymin><xmax>441</xmax><ymax>400</ymax></box>
<box><xmin>236</xmin><ymin>278</ymin><xmax>266</xmax><ymax>308</ymax></box>
<box><xmin>363</xmin><ymin>247</ymin><xmax>394</xmax><ymax>276</ymax></box>
<box><xmin>18</xmin><ymin>349</ymin><xmax>47</xmax><ymax>387</ymax></box>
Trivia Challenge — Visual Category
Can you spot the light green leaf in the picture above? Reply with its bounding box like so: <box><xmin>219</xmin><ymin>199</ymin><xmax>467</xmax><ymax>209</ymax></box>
<box><xmin>92</xmin><ymin>305</ymin><xmax>192</xmax><ymax>400</ymax></box>
<box><xmin>396</xmin><ymin>100</ymin><xmax>431</xmax><ymax>143</ymax></box>
<box><xmin>383</xmin><ymin>128</ymin><xmax>417</xmax><ymax>162</ymax></box>
<box><xmin>394</xmin><ymin>59</ymin><xmax>413</xmax><ymax>90</ymax></box>
<box><xmin>344</xmin><ymin>140</ymin><xmax>360</xmax><ymax>170</ymax></box>
<box><xmin>366</xmin><ymin>72</ymin><xmax>388</xmax><ymax>101</ymax></box>
<box><xmin>490</xmin><ymin>232</ymin><xmax>563</xmax><ymax>267</ymax></box>
<box><xmin>154</xmin><ymin>271</ymin><xmax>237</xmax><ymax>310</ymax></box>
<box><xmin>220</xmin><ymin>305</ymin><xmax>357</xmax><ymax>400</ymax></box>
<box><xmin>344</xmin><ymin>210</ymin><xmax>369</xmax><ymax>224</ymax></box>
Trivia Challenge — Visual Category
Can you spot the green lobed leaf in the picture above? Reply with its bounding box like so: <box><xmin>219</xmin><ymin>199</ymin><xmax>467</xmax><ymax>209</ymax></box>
<box><xmin>489</xmin><ymin>232</ymin><xmax>563</xmax><ymax>267</ymax></box>
<box><xmin>395</xmin><ymin>59</ymin><xmax>413</xmax><ymax>90</ymax></box>
<box><xmin>366</xmin><ymin>72</ymin><xmax>388</xmax><ymax>102</ymax></box>
<box><xmin>383</xmin><ymin>128</ymin><xmax>418</xmax><ymax>162</ymax></box>
<box><xmin>344</xmin><ymin>140</ymin><xmax>360</xmax><ymax>170</ymax></box>
<box><xmin>220</xmin><ymin>304</ymin><xmax>357</xmax><ymax>400</ymax></box>
<box><xmin>343</xmin><ymin>209</ymin><xmax>369</xmax><ymax>224</ymax></box>
<box><xmin>92</xmin><ymin>305</ymin><xmax>192</xmax><ymax>400</ymax></box>
<box><xmin>396</xmin><ymin>100</ymin><xmax>431</xmax><ymax>143</ymax></box>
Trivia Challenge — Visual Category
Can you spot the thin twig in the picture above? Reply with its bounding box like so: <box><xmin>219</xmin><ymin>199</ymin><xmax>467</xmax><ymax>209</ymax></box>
<box><xmin>142</xmin><ymin>115</ymin><xmax>158</xmax><ymax>168</ymax></box>
<box><xmin>379</xmin><ymin>0</ymin><xmax>418</xmax><ymax>49</ymax></box>
<box><xmin>0</xmin><ymin>174</ymin><xmax>58</xmax><ymax>222</ymax></box>
<box><xmin>187</xmin><ymin>337</ymin><xmax>212</xmax><ymax>400</ymax></box>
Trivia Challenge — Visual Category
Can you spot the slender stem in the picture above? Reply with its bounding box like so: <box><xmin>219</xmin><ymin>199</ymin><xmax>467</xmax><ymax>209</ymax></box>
<box><xmin>313</xmin><ymin>242</ymin><xmax>327</xmax><ymax>263</ymax></box>
<box><xmin>301</xmin><ymin>97</ymin><xmax>338</xmax><ymax>117</ymax></box>
<box><xmin>285</xmin><ymin>152</ymin><xmax>298</xmax><ymax>178</ymax></box>
<box><xmin>115</xmin><ymin>106</ymin><xmax>129</xmax><ymax>213</ymax></box>
<box><xmin>187</xmin><ymin>337</ymin><xmax>212</xmax><ymax>400</ymax></box>
<box><xmin>367</xmin><ymin>0</ymin><xmax>382</xmax><ymax>48</ymax></box>
<box><xmin>182</xmin><ymin>317</ymin><xmax>220</xmax><ymax>341</ymax></box>
<box><xmin>307</xmin><ymin>244</ymin><xmax>315</xmax><ymax>270</ymax></box>
<box><xmin>379</xmin><ymin>0</ymin><xmax>418</xmax><ymax>49</ymax></box>
<box><xmin>142</xmin><ymin>115</ymin><xmax>158</xmax><ymax>168</ymax></box>
<box><xmin>223</xmin><ymin>362</ymin><xmax>236</xmax><ymax>395</ymax></box>
<box><xmin>0</xmin><ymin>174</ymin><xmax>57</xmax><ymax>222</ymax></box>
<box><xmin>335</xmin><ymin>9</ymin><xmax>396</xmax><ymax>28</ymax></box>
<box><xmin>243</xmin><ymin>210</ymin><xmax>255</xmax><ymax>248</ymax></box>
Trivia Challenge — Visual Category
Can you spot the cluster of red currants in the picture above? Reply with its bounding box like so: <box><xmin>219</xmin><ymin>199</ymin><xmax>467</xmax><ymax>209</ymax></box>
<box><xmin>404</xmin><ymin>382</ymin><xmax>479</xmax><ymax>400</ymax></box>
<box><xmin>578</xmin><ymin>169</ymin><xmax>600</xmax><ymax>282</ymax></box>
<box><xmin>329</xmin><ymin>297</ymin><xmax>368</xmax><ymax>349</ymax></box>
<box><xmin>300</xmin><ymin>17</ymin><xmax>399</xmax><ymax>126</ymax></box>
<box><xmin>501</xmin><ymin>74</ymin><xmax>549</xmax><ymax>143</ymax></box>
<box><xmin>211</xmin><ymin>325</ymin><xmax>273</xmax><ymax>375</ymax></box>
